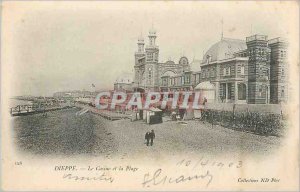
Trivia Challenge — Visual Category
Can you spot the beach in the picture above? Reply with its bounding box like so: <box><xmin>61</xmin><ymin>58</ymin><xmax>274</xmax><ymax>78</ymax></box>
<box><xmin>12</xmin><ymin>108</ymin><xmax>281</xmax><ymax>159</ymax></box>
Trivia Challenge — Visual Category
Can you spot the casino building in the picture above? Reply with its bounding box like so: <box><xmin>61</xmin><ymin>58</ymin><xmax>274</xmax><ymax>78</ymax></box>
<box><xmin>115</xmin><ymin>27</ymin><xmax>288</xmax><ymax>104</ymax></box>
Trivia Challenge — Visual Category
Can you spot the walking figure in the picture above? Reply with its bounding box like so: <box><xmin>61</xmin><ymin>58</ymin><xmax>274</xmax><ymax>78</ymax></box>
<box><xmin>145</xmin><ymin>131</ymin><xmax>150</xmax><ymax>146</ymax></box>
<box><xmin>149</xmin><ymin>130</ymin><xmax>155</xmax><ymax>146</ymax></box>
<box><xmin>203</xmin><ymin>97</ymin><xmax>208</xmax><ymax>106</ymax></box>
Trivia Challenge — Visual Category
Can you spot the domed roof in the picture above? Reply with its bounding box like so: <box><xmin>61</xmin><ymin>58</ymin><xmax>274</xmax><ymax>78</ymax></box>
<box><xmin>149</xmin><ymin>27</ymin><xmax>156</xmax><ymax>36</ymax></box>
<box><xmin>194</xmin><ymin>81</ymin><xmax>215</xmax><ymax>90</ymax></box>
<box><xmin>202</xmin><ymin>38</ymin><xmax>246</xmax><ymax>64</ymax></box>
<box><xmin>115</xmin><ymin>73</ymin><xmax>133</xmax><ymax>84</ymax></box>
<box><xmin>179</xmin><ymin>56</ymin><xmax>189</xmax><ymax>65</ymax></box>
<box><xmin>138</xmin><ymin>34</ymin><xmax>144</xmax><ymax>42</ymax></box>
<box><xmin>165</xmin><ymin>60</ymin><xmax>175</xmax><ymax>65</ymax></box>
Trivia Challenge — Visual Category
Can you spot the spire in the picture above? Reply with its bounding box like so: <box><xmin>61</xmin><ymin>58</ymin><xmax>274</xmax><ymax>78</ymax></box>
<box><xmin>138</xmin><ymin>31</ymin><xmax>144</xmax><ymax>42</ymax></box>
<box><xmin>148</xmin><ymin>23</ymin><xmax>157</xmax><ymax>46</ymax></box>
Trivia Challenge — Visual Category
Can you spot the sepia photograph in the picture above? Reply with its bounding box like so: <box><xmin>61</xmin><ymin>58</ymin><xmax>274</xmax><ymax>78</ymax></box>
<box><xmin>1</xmin><ymin>1</ymin><xmax>299</xmax><ymax>191</ymax></box>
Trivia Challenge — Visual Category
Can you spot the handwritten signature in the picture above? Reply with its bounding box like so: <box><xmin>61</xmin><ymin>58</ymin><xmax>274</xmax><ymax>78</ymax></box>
<box><xmin>63</xmin><ymin>173</ymin><xmax>114</xmax><ymax>183</ymax></box>
<box><xmin>142</xmin><ymin>168</ymin><xmax>213</xmax><ymax>188</ymax></box>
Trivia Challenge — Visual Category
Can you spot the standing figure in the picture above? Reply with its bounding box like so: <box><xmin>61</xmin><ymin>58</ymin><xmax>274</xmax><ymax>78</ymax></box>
<box><xmin>149</xmin><ymin>130</ymin><xmax>155</xmax><ymax>146</ymax></box>
<box><xmin>203</xmin><ymin>97</ymin><xmax>208</xmax><ymax>106</ymax></box>
<box><xmin>145</xmin><ymin>131</ymin><xmax>150</xmax><ymax>146</ymax></box>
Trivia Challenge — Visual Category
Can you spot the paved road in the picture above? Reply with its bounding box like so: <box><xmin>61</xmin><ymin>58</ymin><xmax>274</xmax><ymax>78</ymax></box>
<box><xmin>13</xmin><ymin>108</ymin><xmax>281</xmax><ymax>159</ymax></box>
<box><xmin>109</xmin><ymin>117</ymin><xmax>282</xmax><ymax>160</ymax></box>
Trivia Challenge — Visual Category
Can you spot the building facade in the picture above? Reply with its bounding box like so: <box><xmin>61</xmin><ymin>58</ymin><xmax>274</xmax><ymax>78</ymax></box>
<box><xmin>159</xmin><ymin>36</ymin><xmax>288</xmax><ymax>104</ymax></box>
<box><xmin>133</xmin><ymin>27</ymin><xmax>190</xmax><ymax>92</ymax></box>
<box><xmin>114</xmin><ymin>72</ymin><xmax>134</xmax><ymax>92</ymax></box>
<box><xmin>123</xmin><ymin>29</ymin><xmax>289</xmax><ymax>104</ymax></box>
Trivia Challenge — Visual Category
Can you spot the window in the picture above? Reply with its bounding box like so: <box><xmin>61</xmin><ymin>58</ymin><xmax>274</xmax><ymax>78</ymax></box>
<box><xmin>185</xmin><ymin>75</ymin><xmax>190</xmax><ymax>84</ymax></box>
<box><xmin>241</xmin><ymin>66</ymin><xmax>245</xmax><ymax>75</ymax></box>
<box><xmin>225</xmin><ymin>67</ymin><xmax>230</xmax><ymax>76</ymax></box>
<box><xmin>258</xmin><ymin>86</ymin><xmax>263</xmax><ymax>97</ymax></box>
<box><xmin>162</xmin><ymin>78</ymin><xmax>167</xmax><ymax>86</ymax></box>
<box><xmin>238</xmin><ymin>83</ymin><xmax>247</xmax><ymax>100</ymax></box>
<box><xmin>223</xmin><ymin>67</ymin><xmax>230</xmax><ymax>76</ymax></box>
<box><xmin>148</xmin><ymin>67</ymin><xmax>152</xmax><ymax>79</ymax></box>
<box><xmin>281</xmin><ymin>87</ymin><xmax>285</xmax><ymax>97</ymax></box>
<box><xmin>147</xmin><ymin>53</ymin><xmax>153</xmax><ymax>61</ymax></box>
<box><xmin>154</xmin><ymin>52</ymin><xmax>158</xmax><ymax>61</ymax></box>
<box><xmin>210</xmin><ymin>68</ymin><xmax>215</xmax><ymax>77</ymax></box>
<box><xmin>206</xmin><ymin>55</ymin><xmax>211</xmax><ymax>63</ymax></box>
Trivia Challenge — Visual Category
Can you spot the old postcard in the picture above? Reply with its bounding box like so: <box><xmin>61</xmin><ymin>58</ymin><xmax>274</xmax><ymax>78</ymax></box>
<box><xmin>1</xmin><ymin>1</ymin><xmax>299</xmax><ymax>191</ymax></box>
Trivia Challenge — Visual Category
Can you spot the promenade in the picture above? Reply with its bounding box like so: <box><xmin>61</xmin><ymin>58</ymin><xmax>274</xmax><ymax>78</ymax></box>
<box><xmin>13</xmin><ymin>108</ymin><xmax>281</xmax><ymax>159</ymax></box>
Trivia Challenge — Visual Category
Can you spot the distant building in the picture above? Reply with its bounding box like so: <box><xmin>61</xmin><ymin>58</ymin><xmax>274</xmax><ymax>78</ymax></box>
<box><xmin>53</xmin><ymin>90</ymin><xmax>94</xmax><ymax>98</ymax></box>
<box><xmin>114</xmin><ymin>73</ymin><xmax>134</xmax><ymax>92</ymax></box>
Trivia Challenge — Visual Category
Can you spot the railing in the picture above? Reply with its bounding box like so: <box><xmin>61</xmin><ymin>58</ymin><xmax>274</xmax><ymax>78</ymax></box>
<box><xmin>246</xmin><ymin>35</ymin><xmax>268</xmax><ymax>42</ymax></box>
<box><xmin>268</xmin><ymin>37</ymin><xmax>288</xmax><ymax>45</ymax></box>
<box><xmin>10</xmin><ymin>104</ymin><xmax>66</xmax><ymax>116</ymax></box>
<box><xmin>10</xmin><ymin>105</ymin><xmax>34</xmax><ymax>114</ymax></box>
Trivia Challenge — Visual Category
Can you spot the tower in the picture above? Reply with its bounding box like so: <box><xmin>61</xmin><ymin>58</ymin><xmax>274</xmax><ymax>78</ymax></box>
<box><xmin>269</xmin><ymin>37</ymin><xmax>288</xmax><ymax>104</ymax></box>
<box><xmin>246</xmin><ymin>35</ymin><xmax>270</xmax><ymax>104</ymax></box>
<box><xmin>134</xmin><ymin>34</ymin><xmax>146</xmax><ymax>89</ymax></box>
<box><xmin>144</xmin><ymin>26</ymin><xmax>159</xmax><ymax>90</ymax></box>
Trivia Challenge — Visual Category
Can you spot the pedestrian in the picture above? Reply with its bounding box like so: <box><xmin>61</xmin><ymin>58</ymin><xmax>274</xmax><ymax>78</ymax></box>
<box><xmin>221</xmin><ymin>96</ymin><xmax>224</xmax><ymax>103</ymax></box>
<box><xmin>149</xmin><ymin>130</ymin><xmax>155</xmax><ymax>146</ymax></box>
<box><xmin>203</xmin><ymin>97</ymin><xmax>208</xmax><ymax>106</ymax></box>
<box><xmin>171</xmin><ymin>111</ymin><xmax>177</xmax><ymax>121</ymax></box>
<box><xmin>145</xmin><ymin>131</ymin><xmax>150</xmax><ymax>146</ymax></box>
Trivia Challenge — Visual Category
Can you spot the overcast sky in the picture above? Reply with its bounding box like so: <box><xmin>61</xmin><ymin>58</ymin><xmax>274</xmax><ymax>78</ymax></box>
<box><xmin>3</xmin><ymin>1</ymin><xmax>298</xmax><ymax>96</ymax></box>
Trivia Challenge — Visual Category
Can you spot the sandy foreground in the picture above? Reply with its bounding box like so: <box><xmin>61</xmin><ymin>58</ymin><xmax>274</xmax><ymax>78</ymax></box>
<box><xmin>12</xmin><ymin>108</ymin><xmax>281</xmax><ymax>160</ymax></box>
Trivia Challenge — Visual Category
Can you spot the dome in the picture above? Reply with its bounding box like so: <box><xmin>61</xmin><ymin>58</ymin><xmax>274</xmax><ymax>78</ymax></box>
<box><xmin>115</xmin><ymin>73</ymin><xmax>133</xmax><ymax>84</ymax></box>
<box><xmin>179</xmin><ymin>56</ymin><xmax>189</xmax><ymax>65</ymax></box>
<box><xmin>202</xmin><ymin>38</ymin><xmax>246</xmax><ymax>64</ymax></box>
<box><xmin>165</xmin><ymin>60</ymin><xmax>175</xmax><ymax>65</ymax></box>
<box><xmin>194</xmin><ymin>81</ymin><xmax>215</xmax><ymax>90</ymax></box>
<box><xmin>149</xmin><ymin>27</ymin><xmax>156</xmax><ymax>36</ymax></box>
<box><xmin>138</xmin><ymin>35</ymin><xmax>144</xmax><ymax>42</ymax></box>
